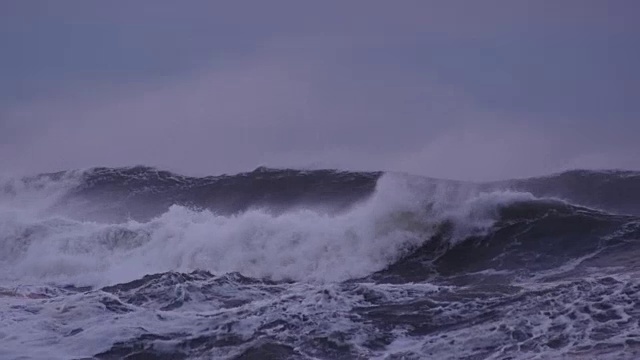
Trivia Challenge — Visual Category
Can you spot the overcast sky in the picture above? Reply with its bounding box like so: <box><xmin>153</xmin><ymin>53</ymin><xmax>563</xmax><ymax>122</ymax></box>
<box><xmin>1</xmin><ymin>1</ymin><xmax>638</xmax><ymax>180</ymax></box>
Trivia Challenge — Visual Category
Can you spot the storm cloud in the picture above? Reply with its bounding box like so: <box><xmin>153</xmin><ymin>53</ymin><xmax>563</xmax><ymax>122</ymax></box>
<box><xmin>1</xmin><ymin>1</ymin><xmax>638</xmax><ymax>180</ymax></box>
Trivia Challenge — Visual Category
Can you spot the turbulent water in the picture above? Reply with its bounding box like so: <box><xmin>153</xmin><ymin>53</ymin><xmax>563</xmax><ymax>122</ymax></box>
<box><xmin>2</xmin><ymin>166</ymin><xmax>640</xmax><ymax>359</ymax></box>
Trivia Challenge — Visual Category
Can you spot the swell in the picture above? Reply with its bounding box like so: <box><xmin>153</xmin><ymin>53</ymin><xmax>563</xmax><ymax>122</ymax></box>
<box><xmin>5</xmin><ymin>166</ymin><xmax>640</xmax><ymax>221</ymax></box>
<box><xmin>492</xmin><ymin>169</ymin><xmax>640</xmax><ymax>216</ymax></box>
<box><xmin>375</xmin><ymin>199</ymin><xmax>640</xmax><ymax>284</ymax></box>
<box><xmin>61</xmin><ymin>166</ymin><xmax>382</xmax><ymax>222</ymax></box>
<box><xmin>63</xmin><ymin>167</ymin><xmax>640</xmax><ymax>218</ymax></box>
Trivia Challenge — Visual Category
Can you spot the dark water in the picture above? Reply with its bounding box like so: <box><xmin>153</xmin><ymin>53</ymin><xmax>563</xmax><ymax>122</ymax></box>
<box><xmin>1</xmin><ymin>167</ymin><xmax>640</xmax><ymax>359</ymax></box>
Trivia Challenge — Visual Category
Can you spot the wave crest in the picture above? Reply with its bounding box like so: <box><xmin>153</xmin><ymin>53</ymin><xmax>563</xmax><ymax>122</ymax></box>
<box><xmin>0</xmin><ymin>174</ymin><xmax>538</xmax><ymax>285</ymax></box>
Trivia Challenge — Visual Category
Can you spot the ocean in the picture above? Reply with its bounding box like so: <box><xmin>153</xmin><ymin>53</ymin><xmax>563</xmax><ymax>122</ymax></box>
<box><xmin>1</xmin><ymin>166</ymin><xmax>639</xmax><ymax>359</ymax></box>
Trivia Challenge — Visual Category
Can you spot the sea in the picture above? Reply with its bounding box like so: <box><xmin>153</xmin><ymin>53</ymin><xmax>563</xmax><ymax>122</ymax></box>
<box><xmin>1</xmin><ymin>166</ymin><xmax>639</xmax><ymax>359</ymax></box>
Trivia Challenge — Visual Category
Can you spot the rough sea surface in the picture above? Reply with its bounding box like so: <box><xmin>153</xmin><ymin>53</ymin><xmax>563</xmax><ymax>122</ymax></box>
<box><xmin>2</xmin><ymin>166</ymin><xmax>640</xmax><ymax>359</ymax></box>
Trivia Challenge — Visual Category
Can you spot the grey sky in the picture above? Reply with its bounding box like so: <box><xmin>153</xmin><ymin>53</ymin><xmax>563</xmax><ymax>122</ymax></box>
<box><xmin>1</xmin><ymin>1</ymin><xmax>638</xmax><ymax>180</ymax></box>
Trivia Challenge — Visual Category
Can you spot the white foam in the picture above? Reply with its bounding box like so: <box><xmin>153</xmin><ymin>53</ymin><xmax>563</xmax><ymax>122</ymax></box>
<box><xmin>0</xmin><ymin>173</ymin><xmax>538</xmax><ymax>286</ymax></box>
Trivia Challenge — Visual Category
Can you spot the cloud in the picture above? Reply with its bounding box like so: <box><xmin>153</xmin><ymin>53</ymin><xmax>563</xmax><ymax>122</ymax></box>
<box><xmin>0</xmin><ymin>46</ymin><xmax>311</xmax><ymax>173</ymax></box>
<box><xmin>0</xmin><ymin>37</ymin><xmax>455</xmax><ymax>173</ymax></box>
<box><xmin>1</xmin><ymin>1</ymin><xmax>639</xmax><ymax>179</ymax></box>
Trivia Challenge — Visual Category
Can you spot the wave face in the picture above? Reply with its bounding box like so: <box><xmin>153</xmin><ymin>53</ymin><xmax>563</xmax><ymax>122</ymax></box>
<box><xmin>2</xmin><ymin>166</ymin><xmax>640</xmax><ymax>359</ymax></box>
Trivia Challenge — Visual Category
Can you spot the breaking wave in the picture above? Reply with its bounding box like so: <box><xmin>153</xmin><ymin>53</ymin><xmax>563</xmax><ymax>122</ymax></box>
<box><xmin>3</xmin><ymin>167</ymin><xmax>640</xmax><ymax>359</ymax></box>
<box><xmin>2</xmin><ymin>167</ymin><xmax>638</xmax><ymax>287</ymax></box>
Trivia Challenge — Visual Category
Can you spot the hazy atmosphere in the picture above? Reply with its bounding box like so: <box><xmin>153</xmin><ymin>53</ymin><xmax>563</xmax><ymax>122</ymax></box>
<box><xmin>1</xmin><ymin>1</ymin><xmax>638</xmax><ymax>180</ymax></box>
<box><xmin>4</xmin><ymin>3</ymin><xmax>640</xmax><ymax>359</ymax></box>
